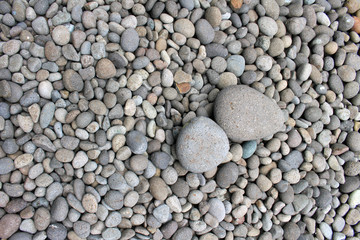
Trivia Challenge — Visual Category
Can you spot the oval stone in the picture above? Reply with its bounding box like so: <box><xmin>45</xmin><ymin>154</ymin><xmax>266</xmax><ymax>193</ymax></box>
<box><xmin>214</xmin><ymin>85</ymin><xmax>284</xmax><ymax>142</ymax></box>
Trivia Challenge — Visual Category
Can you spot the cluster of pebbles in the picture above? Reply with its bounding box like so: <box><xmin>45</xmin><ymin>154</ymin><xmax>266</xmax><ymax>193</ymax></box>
<box><xmin>1</xmin><ymin>0</ymin><xmax>360</xmax><ymax>239</ymax></box>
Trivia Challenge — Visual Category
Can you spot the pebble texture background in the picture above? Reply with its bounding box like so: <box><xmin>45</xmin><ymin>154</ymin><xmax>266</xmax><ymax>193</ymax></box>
<box><xmin>0</xmin><ymin>0</ymin><xmax>360</xmax><ymax>239</ymax></box>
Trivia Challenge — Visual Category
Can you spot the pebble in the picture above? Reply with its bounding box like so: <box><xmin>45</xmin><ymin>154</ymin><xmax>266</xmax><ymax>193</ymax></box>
<box><xmin>315</xmin><ymin>188</ymin><xmax>332</xmax><ymax>208</ymax></box>
<box><xmin>195</xmin><ymin>19</ymin><xmax>215</xmax><ymax>44</ymax></box>
<box><xmin>47</xmin><ymin>223</ymin><xmax>67</xmax><ymax>240</ymax></box>
<box><xmin>346</xmin><ymin>131</ymin><xmax>360</xmax><ymax>152</ymax></box>
<box><xmin>51</xmin><ymin>197</ymin><xmax>69</xmax><ymax>222</ymax></box>
<box><xmin>126</xmin><ymin>130</ymin><xmax>148</xmax><ymax>154</ymax></box>
<box><xmin>0</xmin><ymin>214</ymin><xmax>21</xmax><ymax>239</ymax></box>
<box><xmin>153</xmin><ymin>204</ymin><xmax>170</xmax><ymax>223</ymax></box>
<box><xmin>246</xmin><ymin>183</ymin><xmax>263</xmax><ymax>201</ymax></box>
<box><xmin>216</xmin><ymin>162</ymin><xmax>239</xmax><ymax>188</ymax></box>
<box><xmin>104</xmin><ymin>191</ymin><xmax>124</xmax><ymax>210</ymax></box>
<box><xmin>176</xmin><ymin>117</ymin><xmax>229</xmax><ymax>173</ymax></box>
<box><xmin>0</xmin><ymin>157</ymin><xmax>15</xmax><ymax>174</ymax></box>
<box><xmin>2</xmin><ymin>40</ymin><xmax>21</xmax><ymax>56</ymax></box>
<box><xmin>52</xmin><ymin>25</ymin><xmax>70</xmax><ymax>46</ymax></box>
<box><xmin>102</xmin><ymin>228</ymin><xmax>121</xmax><ymax>240</ymax></box>
<box><xmin>258</xmin><ymin>17</ymin><xmax>278</xmax><ymax>36</ymax></box>
<box><xmin>151</xmin><ymin>151</ymin><xmax>171</xmax><ymax>169</ymax></box>
<box><xmin>150</xmin><ymin>177</ymin><xmax>169</xmax><ymax>201</ymax></box>
<box><xmin>174</xmin><ymin>19</ymin><xmax>195</xmax><ymax>38</ymax></box>
<box><xmin>205</xmin><ymin>7</ymin><xmax>222</xmax><ymax>28</ymax></box>
<box><xmin>63</xmin><ymin>69</ymin><xmax>84</xmax><ymax>92</ymax></box>
<box><xmin>32</xmin><ymin>17</ymin><xmax>49</xmax><ymax>35</ymax></box>
<box><xmin>121</xmin><ymin>28</ymin><xmax>139</xmax><ymax>52</ymax></box>
<box><xmin>242</xmin><ymin>140</ymin><xmax>257</xmax><ymax>159</ymax></box>
<box><xmin>227</xmin><ymin>55</ymin><xmax>245</xmax><ymax>77</ymax></box>
<box><xmin>96</xmin><ymin>58</ymin><xmax>116</xmax><ymax>79</ymax></box>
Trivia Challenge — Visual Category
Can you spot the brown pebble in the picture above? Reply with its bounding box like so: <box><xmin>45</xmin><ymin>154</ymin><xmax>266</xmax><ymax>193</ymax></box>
<box><xmin>96</xmin><ymin>58</ymin><xmax>116</xmax><ymax>79</ymax></box>
<box><xmin>352</xmin><ymin>16</ymin><xmax>360</xmax><ymax>34</ymax></box>
<box><xmin>230</xmin><ymin>0</ymin><xmax>243</xmax><ymax>9</ymax></box>
<box><xmin>176</xmin><ymin>82</ymin><xmax>191</xmax><ymax>94</ymax></box>
<box><xmin>149</xmin><ymin>177</ymin><xmax>169</xmax><ymax>201</ymax></box>
<box><xmin>0</xmin><ymin>214</ymin><xmax>21</xmax><ymax>238</ymax></box>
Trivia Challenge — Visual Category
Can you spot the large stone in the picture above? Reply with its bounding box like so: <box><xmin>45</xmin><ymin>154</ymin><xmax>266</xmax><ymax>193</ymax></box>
<box><xmin>214</xmin><ymin>85</ymin><xmax>284</xmax><ymax>142</ymax></box>
<box><xmin>176</xmin><ymin>117</ymin><xmax>229</xmax><ymax>173</ymax></box>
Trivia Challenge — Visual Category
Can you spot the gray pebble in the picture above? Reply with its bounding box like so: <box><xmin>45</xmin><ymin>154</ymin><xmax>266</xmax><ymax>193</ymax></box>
<box><xmin>0</xmin><ymin>157</ymin><xmax>14</xmax><ymax>174</ymax></box>
<box><xmin>104</xmin><ymin>190</ymin><xmax>124</xmax><ymax>210</ymax></box>
<box><xmin>195</xmin><ymin>19</ymin><xmax>215</xmax><ymax>44</ymax></box>
<box><xmin>47</xmin><ymin>223</ymin><xmax>67</xmax><ymax>240</ymax></box>
<box><xmin>216</xmin><ymin>162</ymin><xmax>239</xmax><ymax>188</ymax></box>
<box><xmin>126</xmin><ymin>130</ymin><xmax>148</xmax><ymax>154</ymax></box>
<box><xmin>51</xmin><ymin>197</ymin><xmax>69</xmax><ymax>222</ymax></box>
<box><xmin>121</xmin><ymin>28</ymin><xmax>139</xmax><ymax>52</ymax></box>
<box><xmin>151</xmin><ymin>151</ymin><xmax>171</xmax><ymax>169</ymax></box>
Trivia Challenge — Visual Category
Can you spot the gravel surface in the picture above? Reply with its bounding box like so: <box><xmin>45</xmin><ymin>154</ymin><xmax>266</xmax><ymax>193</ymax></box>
<box><xmin>0</xmin><ymin>0</ymin><xmax>360</xmax><ymax>239</ymax></box>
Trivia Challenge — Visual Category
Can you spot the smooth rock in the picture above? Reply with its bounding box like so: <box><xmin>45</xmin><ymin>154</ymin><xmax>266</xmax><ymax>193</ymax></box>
<box><xmin>176</xmin><ymin>117</ymin><xmax>229</xmax><ymax>173</ymax></box>
<box><xmin>214</xmin><ymin>85</ymin><xmax>284</xmax><ymax>142</ymax></box>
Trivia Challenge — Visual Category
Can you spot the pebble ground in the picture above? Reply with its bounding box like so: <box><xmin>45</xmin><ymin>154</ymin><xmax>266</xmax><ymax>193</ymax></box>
<box><xmin>0</xmin><ymin>0</ymin><xmax>360</xmax><ymax>239</ymax></box>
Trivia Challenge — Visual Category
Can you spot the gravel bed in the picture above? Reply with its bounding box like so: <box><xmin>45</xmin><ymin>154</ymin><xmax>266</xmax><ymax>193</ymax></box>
<box><xmin>0</xmin><ymin>0</ymin><xmax>360</xmax><ymax>239</ymax></box>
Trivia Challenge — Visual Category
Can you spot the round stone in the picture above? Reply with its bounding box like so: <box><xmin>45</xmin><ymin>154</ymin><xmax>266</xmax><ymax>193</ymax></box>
<box><xmin>258</xmin><ymin>16</ymin><xmax>278</xmax><ymax>36</ymax></box>
<box><xmin>174</xmin><ymin>19</ymin><xmax>195</xmax><ymax>38</ymax></box>
<box><xmin>129</xmin><ymin>155</ymin><xmax>148</xmax><ymax>172</ymax></box>
<box><xmin>63</xmin><ymin>69</ymin><xmax>84</xmax><ymax>92</ymax></box>
<box><xmin>176</xmin><ymin>117</ymin><xmax>229</xmax><ymax>173</ymax></box>
<box><xmin>96</xmin><ymin>58</ymin><xmax>116</xmax><ymax>79</ymax></box>
<box><xmin>283</xmin><ymin>222</ymin><xmax>301</xmax><ymax>240</ymax></box>
<box><xmin>205</xmin><ymin>7</ymin><xmax>222</xmax><ymax>27</ymax></box>
<box><xmin>346</xmin><ymin>131</ymin><xmax>360</xmax><ymax>152</ymax></box>
<box><xmin>126</xmin><ymin>130</ymin><xmax>148</xmax><ymax>154</ymax></box>
<box><xmin>51</xmin><ymin>197</ymin><xmax>69</xmax><ymax>222</ymax></box>
<box><xmin>151</xmin><ymin>151</ymin><xmax>171</xmax><ymax>169</ymax></box>
<box><xmin>104</xmin><ymin>191</ymin><xmax>124</xmax><ymax>210</ymax></box>
<box><xmin>47</xmin><ymin>223</ymin><xmax>67</xmax><ymax>240</ymax></box>
<box><xmin>102</xmin><ymin>228</ymin><xmax>121</xmax><ymax>240</ymax></box>
<box><xmin>0</xmin><ymin>157</ymin><xmax>14</xmax><ymax>174</ymax></box>
<box><xmin>150</xmin><ymin>177</ymin><xmax>169</xmax><ymax>201</ymax></box>
<box><xmin>227</xmin><ymin>55</ymin><xmax>245</xmax><ymax>77</ymax></box>
<box><xmin>208</xmin><ymin>198</ymin><xmax>226</xmax><ymax>222</ymax></box>
<box><xmin>216</xmin><ymin>162</ymin><xmax>239</xmax><ymax>188</ymax></box>
<box><xmin>52</xmin><ymin>25</ymin><xmax>70</xmax><ymax>46</ymax></box>
<box><xmin>82</xmin><ymin>193</ymin><xmax>98</xmax><ymax>213</ymax></box>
